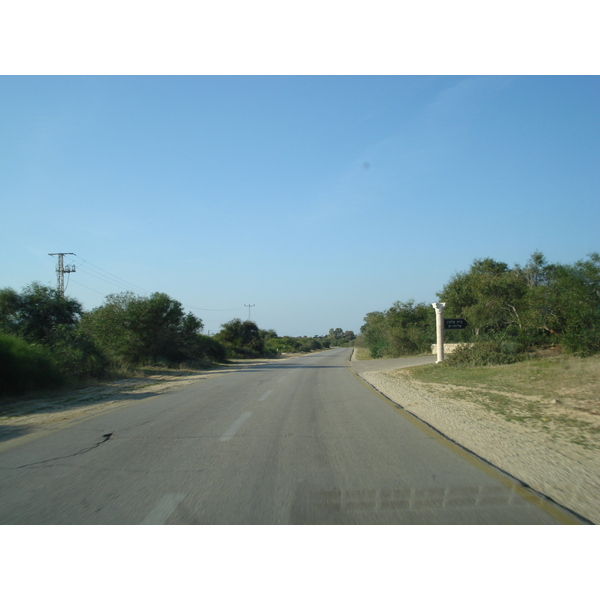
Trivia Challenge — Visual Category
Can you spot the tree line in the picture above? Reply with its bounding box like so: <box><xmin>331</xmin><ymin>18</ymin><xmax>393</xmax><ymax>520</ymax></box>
<box><xmin>358</xmin><ymin>252</ymin><xmax>600</xmax><ymax>364</ymax></box>
<box><xmin>213</xmin><ymin>321</ymin><xmax>355</xmax><ymax>357</ymax></box>
<box><xmin>0</xmin><ymin>282</ymin><xmax>355</xmax><ymax>398</ymax></box>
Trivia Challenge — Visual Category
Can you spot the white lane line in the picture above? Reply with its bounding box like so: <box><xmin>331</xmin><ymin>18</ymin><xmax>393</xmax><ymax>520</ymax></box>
<box><xmin>220</xmin><ymin>411</ymin><xmax>252</xmax><ymax>442</ymax></box>
<box><xmin>141</xmin><ymin>493</ymin><xmax>186</xmax><ymax>525</ymax></box>
<box><xmin>257</xmin><ymin>390</ymin><xmax>274</xmax><ymax>402</ymax></box>
<box><xmin>277</xmin><ymin>375</ymin><xmax>287</xmax><ymax>382</ymax></box>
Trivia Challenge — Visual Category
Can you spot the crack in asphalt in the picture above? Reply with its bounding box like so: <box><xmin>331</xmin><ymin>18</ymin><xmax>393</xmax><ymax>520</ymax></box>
<box><xmin>16</xmin><ymin>433</ymin><xmax>113</xmax><ymax>469</ymax></box>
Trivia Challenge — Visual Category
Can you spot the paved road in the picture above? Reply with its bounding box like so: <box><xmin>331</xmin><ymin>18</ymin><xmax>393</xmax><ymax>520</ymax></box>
<box><xmin>0</xmin><ymin>348</ymin><xmax>583</xmax><ymax>524</ymax></box>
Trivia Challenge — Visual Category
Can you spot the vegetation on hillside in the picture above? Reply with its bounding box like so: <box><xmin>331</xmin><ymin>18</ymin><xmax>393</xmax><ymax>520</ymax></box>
<box><xmin>3</xmin><ymin>249</ymin><xmax>597</xmax><ymax>398</ymax></box>
<box><xmin>214</xmin><ymin>320</ymin><xmax>356</xmax><ymax>358</ymax></box>
<box><xmin>358</xmin><ymin>252</ymin><xmax>600</xmax><ymax>363</ymax></box>
<box><xmin>79</xmin><ymin>291</ymin><xmax>217</xmax><ymax>367</ymax></box>
<box><xmin>358</xmin><ymin>300</ymin><xmax>435</xmax><ymax>358</ymax></box>
<box><xmin>0</xmin><ymin>285</ymin><xmax>227</xmax><ymax>399</ymax></box>
<box><xmin>0</xmin><ymin>282</ymin><xmax>353</xmax><ymax>399</ymax></box>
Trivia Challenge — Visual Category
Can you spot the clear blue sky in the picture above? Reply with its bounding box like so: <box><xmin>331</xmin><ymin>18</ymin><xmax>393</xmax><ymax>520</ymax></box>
<box><xmin>1</xmin><ymin>76</ymin><xmax>599</xmax><ymax>336</ymax></box>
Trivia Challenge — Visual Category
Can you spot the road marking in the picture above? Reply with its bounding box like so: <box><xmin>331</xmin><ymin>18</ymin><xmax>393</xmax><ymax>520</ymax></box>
<box><xmin>141</xmin><ymin>493</ymin><xmax>186</xmax><ymax>525</ymax></box>
<box><xmin>257</xmin><ymin>390</ymin><xmax>273</xmax><ymax>402</ymax></box>
<box><xmin>220</xmin><ymin>411</ymin><xmax>252</xmax><ymax>441</ymax></box>
<box><xmin>277</xmin><ymin>375</ymin><xmax>287</xmax><ymax>382</ymax></box>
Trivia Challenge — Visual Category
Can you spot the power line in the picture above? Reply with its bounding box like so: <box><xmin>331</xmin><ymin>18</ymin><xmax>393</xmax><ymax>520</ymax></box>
<box><xmin>74</xmin><ymin>261</ymin><xmax>149</xmax><ymax>294</ymax></box>
<box><xmin>74</xmin><ymin>264</ymin><xmax>139</xmax><ymax>293</ymax></box>
<box><xmin>69</xmin><ymin>279</ymin><xmax>106</xmax><ymax>296</ymax></box>
<box><xmin>184</xmin><ymin>305</ymin><xmax>242</xmax><ymax>312</ymax></box>
<box><xmin>73</xmin><ymin>255</ymin><xmax>150</xmax><ymax>295</ymax></box>
<box><xmin>64</xmin><ymin>271</ymin><xmax>72</xmax><ymax>293</ymax></box>
<box><xmin>54</xmin><ymin>254</ymin><xmax>246</xmax><ymax>318</ymax></box>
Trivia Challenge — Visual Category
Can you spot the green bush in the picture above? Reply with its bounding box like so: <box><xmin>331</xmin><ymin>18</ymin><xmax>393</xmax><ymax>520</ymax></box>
<box><xmin>299</xmin><ymin>338</ymin><xmax>322</xmax><ymax>352</ymax></box>
<box><xmin>0</xmin><ymin>334</ymin><xmax>64</xmax><ymax>397</ymax></box>
<box><xmin>80</xmin><ymin>291</ymin><xmax>205</xmax><ymax>367</ymax></box>
<box><xmin>216</xmin><ymin>319</ymin><xmax>266</xmax><ymax>358</ymax></box>
<box><xmin>369</xmin><ymin>340</ymin><xmax>388</xmax><ymax>358</ymax></box>
<box><xmin>0</xmin><ymin>283</ymin><xmax>82</xmax><ymax>344</ymax></box>
<box><xmin>438</xmin><ymin>252</ymin><xmax>600</xmax><ymax>356</ymax></box>
<box><xmin>444</xmin><ymin>340</ymin><xmax>525</xmax><ymax>367</ymax></box>
<box><xmin>361</xmin><ymin>301</ymin><xmax>435</xmax><ymax>359</ymax></box>
<box><xmin>48</xmin><ymin>326</ymin><xmax>110</xmax><ymax>381</ymax></box>
<box><xmin>224</xmin><ymin>345</ymin><xmax>263</xmax><ymax>359</ymax></box>
<box><xmin>191</xmin><ymin>334</ymin><xmax>227</xmax><ymax>363</ymax></box>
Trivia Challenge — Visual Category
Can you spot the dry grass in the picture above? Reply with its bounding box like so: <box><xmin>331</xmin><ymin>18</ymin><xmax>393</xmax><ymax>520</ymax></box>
<box><xmin>352</xmin><ymin>347</ymin><xmax>373</xmax><ymax>361</ymax></box>
<box><xmin>399</xmin><ymin>354</ymin><xmax>600</xmax><ymax>449</ymax></box>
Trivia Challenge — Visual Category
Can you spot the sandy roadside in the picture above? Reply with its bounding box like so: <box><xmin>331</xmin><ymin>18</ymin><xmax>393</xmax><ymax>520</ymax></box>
<box><xmin>352</xmin><ymin>349</ymin><xmax>600</xmax><ymax>524</ymax></box>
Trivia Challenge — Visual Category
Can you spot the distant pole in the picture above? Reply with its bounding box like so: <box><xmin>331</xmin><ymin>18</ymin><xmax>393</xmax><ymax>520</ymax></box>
<box><xmin>49</xmin><ymin>253</ymin><xmax>76</xmax><ymax>296</ymax></box>
<box><xmin>432</xmin><ymin>302</ymin><xmax>446</xmax><ymax>363</ymax></box>
<box><xmin>244</xmin><ymin>304</ymin><xmax>255</xmax><ymax>321</ymax></box>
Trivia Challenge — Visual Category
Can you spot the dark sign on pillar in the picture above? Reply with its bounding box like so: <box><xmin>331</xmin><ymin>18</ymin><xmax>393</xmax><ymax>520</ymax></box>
<box><xmin>444</xmin><ymin>319</ymin><xmax>468</xmax><ymax>330</ymax></box>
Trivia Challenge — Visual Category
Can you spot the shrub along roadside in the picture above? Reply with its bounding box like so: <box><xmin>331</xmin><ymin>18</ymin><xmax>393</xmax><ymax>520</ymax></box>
<box><xmin>359</xmin><ymin>300</ymin><xmax>435</xmax><ymax>359</ymax></box>
<box><xmin>357</xmin><ymin>252</ymin><xmax>600</xmax><ymax>363</ymax></box>
<box><xmin>0</xmin><ymin>285</ymin><xmax>230</xmax><ymax>399</ymax></box>
<box><xmin>443</xmin><ymin>340</ymin><xmax>525</xmax><ymax>367</ymax></box>
<box><xmin>0</xmin><ymin>333</ymin><xmax>64</xmax><ymax>398</ymax></box>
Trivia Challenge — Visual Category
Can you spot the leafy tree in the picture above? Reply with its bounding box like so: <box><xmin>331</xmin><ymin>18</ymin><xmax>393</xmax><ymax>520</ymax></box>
<box><xmin>0</xmin><ymin>283</ymin><xmax>83</xmax><ymax>343</ymax></box>
<box><xmin>299</xmin><ymin>338</ymin><xmax>323</xmax><ymax>352</ymax></box>
<box><xmin>0</xmin><ymin>283</ymin><xmax>109</xmax><ymax>384</ymax></box>
<box><xmin>0</xmin><ymin>287</ymin><xmax>21</xmax><ymax>333</ymax></box>
<box><xmin>260</xmin><ymin>329</ymin><xmax>278</xmax><ymax>341</ymax></box>
<box><xmin>359</xmin><ymin>251</ymin><xmax>600</xmax><ymax>362</ymax></box>
<box><xmin>325</xmin><ymin>328</ymin><xmax>356</xmax><ymax>347</ymax></box>
<box><xmin>81</xmin><ymin>291</ymin><xmax>205</xmax><ymax>366</ymax></box>
<box><xmin>360</xmin><ymin>311</ymin><xmax>387</xmax><ymax>357</ymax></box>
<box><xmin>359</xmin><ymin>301</ymin><xmax>434</xmax><ymax>358</ymax></box>
<box><xmin>188</xmin><ymin>334</ymin><xmax>228</xmax><ymax>363</ymax></box>
<box><xmin>328</xmin><ymin>328</ymin><xmax>344</xmax><ymax>340</ymax></box>
<box><xmin>216</xmin><ymin>319</ymin><xmax>265</xmax><ymax>358</ymax></box>
<box><xmin>48</xmin><ymin>325</ymin><xmax>110</xmax><ymax>381</ymax></box>
<box><xmin>126</xmin><ymin>292</ymin><xmax>203</xmax><ymax>363</ymax></box>
<box><xmin>386</xmin><ymin>300</ymin><xmax>435</xmax><ymax>355</ymax></box>
<box><xmin>540</xmin><ymin>255</ymin><xmax>600</xmax><ymax>354</ymax></box>
<box><xmin>439</xmin><ymin>252</ymin><xmax>600</xmax><ymax>355</ymax></box>
<box><xmin>277</xmin><ymin>336</ymin><xmax>301</xmax><ymax>352</ymax></box>
<box><xmin>439</xmin><ymin>258</ymin><xmax>527</xmax><ymax>337</ymax></box>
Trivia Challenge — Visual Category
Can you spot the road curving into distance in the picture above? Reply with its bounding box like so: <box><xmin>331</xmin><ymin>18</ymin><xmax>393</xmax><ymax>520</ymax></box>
<box><xmin>0</xmin><ymin>348</ymin><xmax>587</xmax><ymax>524</ymax></box>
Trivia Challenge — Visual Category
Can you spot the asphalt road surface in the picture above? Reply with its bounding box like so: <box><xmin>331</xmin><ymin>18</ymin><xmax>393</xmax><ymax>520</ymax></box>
<box><xmin>0</xmin><ymin>348</ymin><xmax>585</xmax><ymax>524</ymax></box>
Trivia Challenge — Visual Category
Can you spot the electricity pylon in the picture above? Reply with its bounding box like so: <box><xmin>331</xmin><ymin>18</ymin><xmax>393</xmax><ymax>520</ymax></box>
<box><xmin>49</xmin><ymin>253</ymin><xmax>76</xmax><ymax>296</ymax></box>
<box><xmin>244</xmin><ymin>304</ymin><xmax>255</xmax><ymax>321</ymax></box>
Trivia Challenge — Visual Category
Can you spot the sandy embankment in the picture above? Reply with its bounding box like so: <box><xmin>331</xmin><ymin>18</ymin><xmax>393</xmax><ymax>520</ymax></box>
<box><xmin>354</xmin><ymin>350</ymin><xmax>599</xmax><ymax>524</ymax></box>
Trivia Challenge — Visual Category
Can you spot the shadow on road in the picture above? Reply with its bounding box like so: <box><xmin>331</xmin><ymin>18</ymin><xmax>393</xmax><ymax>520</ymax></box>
<box><xmin>0</xmin><ymin>425</ymin><xmax>33</xmax><ymax>443</ymax></box>
<box><xmin>0</xmin><ymin>378</ymin><xmax>208</xmax><ymax>439</ymax></box>
<box><xmin>0</xmin><ymin>352</ymin><xmax>350</xmax><ymax>441</ymax></box>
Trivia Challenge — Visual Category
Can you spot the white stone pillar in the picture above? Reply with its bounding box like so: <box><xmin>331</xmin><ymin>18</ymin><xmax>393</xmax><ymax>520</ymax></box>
<box><xmin>432</xmin><ymin>302</ymin><xmax>446</xmax><ymax>363</ymax></box>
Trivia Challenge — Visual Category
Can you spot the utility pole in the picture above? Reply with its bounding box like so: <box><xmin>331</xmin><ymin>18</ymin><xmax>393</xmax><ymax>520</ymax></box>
<box><xmin>244</xmin><ymin>304</ymin><xmax>255</xmax><ymax>321</ymax></box>
<box><xmin>49</xmin><ymin>253</ymin><xmax>76</xmax><ymax>296</ymax></box>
